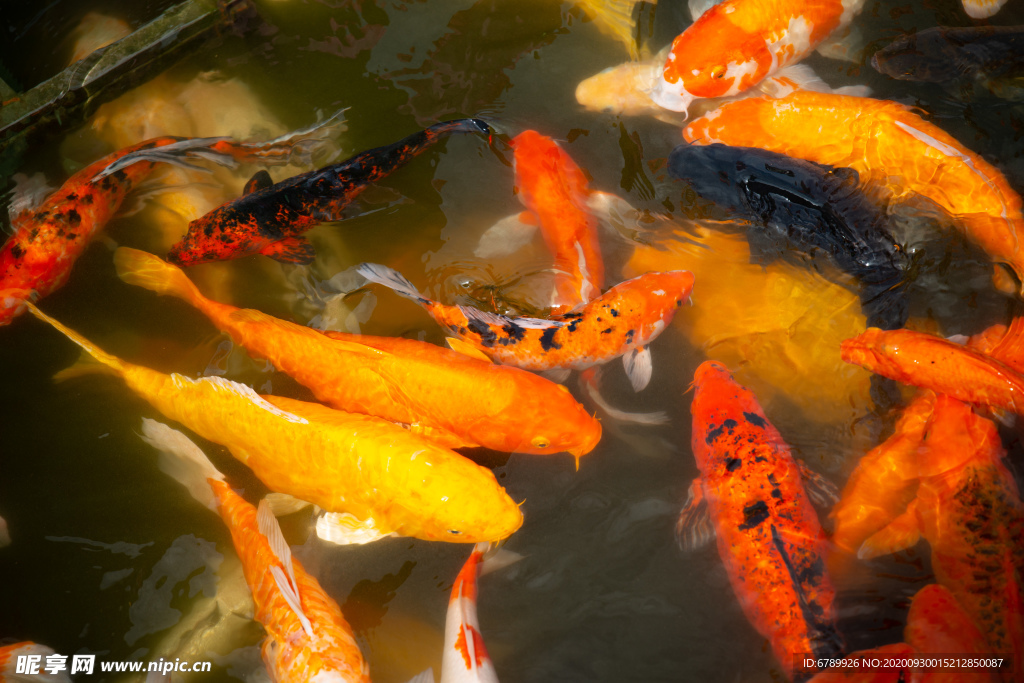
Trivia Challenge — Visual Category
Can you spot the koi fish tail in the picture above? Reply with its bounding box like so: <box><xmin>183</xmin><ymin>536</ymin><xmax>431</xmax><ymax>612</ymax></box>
<box><xmin>576</xmin><ymin>0</ymin><xmax>650</xmax><ymax>59</ymax></box>
<box><xmin>92</xmin><ymin>136</ymin><xmax>239</xmax><ymax>180</ymax></box>
<box><xmin>219</xmin><ymin>107</ymin><xmax>348</xmax><ymax>168</ymax></box>
<box><xmin>139</xmin><ymin>418</ymin><xmax>225</xmax><ymax>511</ymax></box>
<box><xmin>579</xmin><ymin>366</ymin><xmax>668</xmax><ymax>425</ymax></box>
<box><xmin>357</xmin><ymin>263</ymin><xmax>435</xmax><ymax>306</ymax></box>
<box><xmin>114</xmin><ymin>247</ymin><xmax>204</xmax><ymax>308</ymax></box>
<box><xmin>25</xmin><ymin>302</ymin><xmax>127</xmax><ymax>378</ymax></box>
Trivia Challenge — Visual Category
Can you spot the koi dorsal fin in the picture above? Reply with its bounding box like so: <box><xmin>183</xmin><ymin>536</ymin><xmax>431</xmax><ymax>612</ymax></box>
<box><xmin>258</xmin><ymin>499</ymin><xmax>314</xmax><ymax>638</ymax></box>
<box><xmin>244</xmin><ymin>170</ymin><xmax>274</xmax><ymax>195</ymax></box>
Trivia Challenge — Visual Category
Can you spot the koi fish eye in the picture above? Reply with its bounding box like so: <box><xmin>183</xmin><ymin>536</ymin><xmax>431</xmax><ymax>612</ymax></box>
<box><xmin>531</xmin><ymin>436</ymin><xmax>550</xmax><ymax>449</ymax></box>
<box><xmin>710</xmin><ymin>65</ymin><xmax>727</xmax><ymax>80</ymax></box>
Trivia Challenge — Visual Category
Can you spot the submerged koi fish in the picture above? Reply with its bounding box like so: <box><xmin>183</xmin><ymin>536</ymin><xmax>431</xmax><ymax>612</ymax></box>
<box><xmin>0</xmin><ymin>642</ymin><xmax>71</xmax><ymax>682</ymax></box>
<box><xmin>510</xmin><ymin>131</ymin><xmax>604</xmax><ymax>315</ymax></box>
<box><xmin>114</xmin><ymin>247</ymin><xmax>601</xmax><ymax>458</ymax></box>
<box><xmin>651</xmin><ymin>0</ymin><xmax>863</xmax><ymax>114</ymax></box>
<box><xmin>683</xmin><ymin>91</ymin><xmax>1024</xmax><ymax>294</ymax></box>
<box><xmin>668</xmin><ymin>143</ymin><xmax>907</xmax><ymax>330</ymax></box>
<box><xmin>830</xmin><ymin>391</ymin><xmax>935</xmax><ymax>555</ymax></box>
<box><xmin>0</xmin><ymin>134</ymin><xmax>311</xmax><ymax>326</ymax></box>
<box><xmin>168</xmin><ymin>119</ymin><xmax>492</xmax><ymax>267</ymax></box>
<box><xmin>140</xmin><ymin>420</ymin><xmax>370</xmax><ymax>683</ymax></box>
<box><xmin>841</xmin><ymin>327</ymin><xmax>1024</xmax><ymax>414</ymax></box>
<box><xmin>358</xmin><ymin>263</ymin><xmax>693</xmax><ymax>391</ymax></box>
<box><xmin>905</xmin><ymin>584</ymin><xmax>1002</xmax><ymax>683</ymax></box>
<box><xmin>441</xmin><ymin>543</ymin><xmax>499</xmax><ymax>683</ymax></box>
<box><xmin>25</xmin><ymin>302</ymin><xmax>522</xmax><ymax>544</ymax></box>
<box><xmin>677</xmin><ymin>361</ymin><xmax>843</xmax><ymax>680</ymax></box>
<box><xmin>860</xmin><ymin>396</ymin><xmax>1024</xmax><ymax>682</ymax></box>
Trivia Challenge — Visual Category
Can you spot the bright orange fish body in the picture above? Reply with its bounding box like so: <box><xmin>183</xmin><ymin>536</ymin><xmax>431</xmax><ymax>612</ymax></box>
<box><xmin>841</xmin><ymin>327</ymin><xmax>1024</xmax><ymax>414</ymax></box>
<box><xmin>905</xmin><ymin>584</ymin><xmax>1001</xmax><ymax>683</ymax></box>
<box><xmin>652</xmin><ymin>0</ymin><xmax>861</xmax><ymax>114</ymax></box>
<box><xmin>27</xmin><ymin>304</ymin><xmax>523</xmax><ymax>544</ymax></box>
<box><xmin>510</xmin><ymin>131</ymin><xmax>604</xmax><ymax>314</ymax></box>
<box><xmin>860</xmin><ymin>396</ymin><xmax>1024</xmax><ymax>682</ymax></box>
<box><xmin>683</xmin><ymin>91</ymin><xmax>1024</xmax><ymax>291</ymax></box>
<box><xmin>359</xmin><ymin>263</ymin><xmax>693</xmax><ymax>390</ymax></box>
<box><xmin>831</xmin><ymin>391</ymin><xmax>936</xmax><ymax>554</ymax></box>
<box><xmin>678</xmin><ymin>361</ymin><xmax>843</xmax><ymax>680</ymax></box>
<box><xmin>115</xmin><ymin>247</ymin><xmax>601</xmax><ymax>458</ymax></box>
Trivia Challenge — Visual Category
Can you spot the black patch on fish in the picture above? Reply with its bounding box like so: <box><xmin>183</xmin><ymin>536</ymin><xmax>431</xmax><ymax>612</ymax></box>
<box><xmin>771</xmin><ymin>488</ymin><xmax>782</xmax><ymax>498</ymax></box>
<box><xmin>743</xmin><ymin>411</ymin><xmax>767</xmax><ymax>428</ymax></box>
<box><xmin>9</xmin><ymin>243</ymin><xmax>24</xmax><ymax>259</ymax></box>
<box><xmin>561</xmin><ymin>312</ymin><xmax>583</xmax><ymax>319</ymax></box>
<box><xmin>501</xmin><ymin>322</ymin><xmax>525</xmax><ymax>344</ymax></box>
<box><xmin>539</xmin><ymin>326</ymin><xmax>562</xmax><ymax>351</ymax></box>
<box><xmin>80</xmin><ymin>194</ymin><xmax>93</xmax><ymax>205</ymax></box>
<box><xmin>738</xmin><ymin>500</ymin><xmax>770</xmax><ymax>530</ymax></box>
<box><xmin>705</xmin><ymin>418</ymin><xmax>737</xmax><ymax>445</ymax></box>
<box><xmin>66</xmin><ymin>192</ymin><xmax>77</xmax><ymax>201</ymax></box>
<box><xmin>467</xmin><ymin>319</ymin><xmax>497</xmax><ymax>347</ymax></box>
<box><xmin>602</xmin><ymin>327</ymin><xmax>614</xmax><ymax>334</ymax></box>
<box><xmin>725</xmin><ymin>457</ymin><xmax>742</xmax><ymax>471</ymax></box>
<box><xmin>610</xmin><ymin>308</ymin><xmax>620</xmax><ymax>317</ymax></box>
<box><xmin>567</xmin><ymin>318</ymin><xmax>580</xmax><ymax>332</ymax></box>
<box><xmin>625</xmin><ymin>329</ymin><xmax>635</xmax><ymax>344</ymax></box>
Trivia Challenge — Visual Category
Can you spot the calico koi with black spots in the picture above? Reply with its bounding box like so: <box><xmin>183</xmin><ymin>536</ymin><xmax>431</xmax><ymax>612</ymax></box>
<box><xmin>168</xmin><ymin>119</ymin><xmax>493</xmax><ymax>267</ymax></box>
<box><xmin>676</xmin><ymin>361</ymin><xmax>843</xmax><ymax>680</ymax></box>
<box><xmin>357</xmin><ymin>262</ymin><xmax>694</xmax><ymax>391</ymax></box>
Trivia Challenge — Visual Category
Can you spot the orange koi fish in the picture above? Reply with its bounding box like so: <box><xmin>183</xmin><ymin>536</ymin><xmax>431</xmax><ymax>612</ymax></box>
<box><xmin>831</xmin><ymin>391</ymin><xmax>936</xmax><ymax>554</ymax></box>
<box><xmin>651</xmin><ymin>0</ymin><xmax>863</xmax><ymax>114</ymax></box>
<box><xmin>358</xmin><ymin>263</ymin><xmax>693</xmax><ymax>391</ymax></box>
<box><xmin>140</xmin><ymin>419</ymin><xmax>370</xmax><ymax>683</ymax></box>
<box><xmin>905</xmin><ymin>584</ymin><xmax>1002</xmax><ymax>683</ymax></box>
<box><xmin>860</xmin><ymin>396</ymin><xmax>1024</xmax><ymax>683</ymax></box>
<box><xmin>805</xmin><ymin>644</ymin><xmax>913</xmax><ymax>683</ymax></box>
<box><xmin>441</xmin><ymin>543</ymin><xmax>499</xmax><ymax>683</ymax></box>
<box><xmin>25</xmin><ymin>302</ymin><xmax>522</xmax><ymax>544</ymax></box>
<box><xmin>841</xmin><ymin>328</ymin><xmax>1024</xmax><ymax>414</ymax></box>
<box><xmin>677</xmin><ymin>361</ymin><xmax>843</xmax><ymax>680</ymax></box>
<box><xmin>510</xmin><ymin>131</ymin><xmax>604</xmax><ymax>315</ymax></box>
<box><xmin>0</xmin><ymin>642</ymin><xmax>71</xmax><ymax>682</ymax></box>
<box><xmin>114</xmin><ymin>247</ymin><xmax>601</xmax><ymax>458</ymax></box>
<box><xmin>0</xmin><ymin>113</ymin><xmax>343</xmax><ymax>327</ymax></box>
<box><xmin>683</xmin><ymin>91</ymin><xmax>1024</xmax><ymax>292</ymax></box>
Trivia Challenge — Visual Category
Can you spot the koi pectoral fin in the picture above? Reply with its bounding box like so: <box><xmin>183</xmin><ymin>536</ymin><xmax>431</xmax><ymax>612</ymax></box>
<box><xmin>316</xmin><ymin>511</ymin><xmax>397</xmax><ymax>545</ymax></box>
<box><xmin>623</xmin><ymin>345</ymin><xmax>652</xmax><ymax>392</ymax></box>
<box><xmin>263</xmin><ymin>492</ymin><xmax>317</xmax><ymax>517</ymax></box>
<box><xmin>857</xmin><ymin>502</ymin><xmax>921</xmax><ymax>560</ymax></box>
<box><xmin>796</xmin><ymin>459</ymin><xmax>840</xmax><ymax>508</ymax></box>
<box><xmin>259</xmin><ymin>237</ymin><xmax>316</xmax><ymax>265</ymax></box>
<box><xmin>446</xmin><ymin>337</ymin><xmax>494</xmax><ymax>363</ymax></box>
<box><xmin>676</xmin><ymin>479</ymin><xmax>715</xmax><ymax>552</ymax></box>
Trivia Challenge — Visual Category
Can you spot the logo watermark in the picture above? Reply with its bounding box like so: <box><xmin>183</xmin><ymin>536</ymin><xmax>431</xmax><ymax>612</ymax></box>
<box><xmin>16</xmin><ymin>654</ymin><xmax>212</xmax><ymax>676</ymax></box>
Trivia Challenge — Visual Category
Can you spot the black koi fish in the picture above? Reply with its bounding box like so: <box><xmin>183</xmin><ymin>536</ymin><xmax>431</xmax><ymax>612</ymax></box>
<box><xmin>872</xmin><ymin>25</ymin><xmax>1024</xmax><ymax>99</ymax></box>
<box><xmin>668</xmin><ymin>143</ymin><xmax>908</xmax><ymax>331</ymax></box>
<box><xmin>167</xmin><ymin>118</ymin><xmax>493</xmax><ymax>267</ymax></box>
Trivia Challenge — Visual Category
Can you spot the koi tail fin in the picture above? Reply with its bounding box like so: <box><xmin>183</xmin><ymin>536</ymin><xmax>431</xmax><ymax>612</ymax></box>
<box><xmin>580</xmin><ymin>366</ymin><xmax>668</xmax><ymax>425</ymax></box>
<box><xmin>576</xmin><ymin>0</ymin><xmax>647</xmax><ymax>60</ymax></box>
<box><xmin>139</xmin><ymin>418</ymin><xmax>225</xmax><ymax>512</ymax></box>
<box><xmin>114</xmin><ymin>247</ymin><xmax>204</xmax><ymax>308</ymax></box>
<box><xmin>224</xmin><ymin>107</ymin><xmax>347</xmax><ymax>168</ymax></box>
<box><xmin>357</xmin><ymin>263</ymin><xmax>434</xmax><ymax>306</ymax></box>
<box><xmin>25</xmin><ymin>302</ymin><xmax>127</xmax><ymax>377</ymax></box>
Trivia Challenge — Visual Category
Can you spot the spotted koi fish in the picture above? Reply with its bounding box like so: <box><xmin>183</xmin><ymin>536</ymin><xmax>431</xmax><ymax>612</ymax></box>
<box><xmin>905</xmin><ymin>584</ymin><xmax>1003</xmax><ymax>683</ymax></box>
<box><xmin>441</xmin><ymin>543</ymin><xmax>499</xmax><ymax>683</ymax></box>
<box><xmin>358</xmin><ymin>263</ymin><xmax>693</xmax><ymax>392</ymax></box>
<box><xmin>510</xmin><ymin>130</ymin><xmax>604</xmax><ymax>315</ymax></box>
<box><xmin>683</xmin><ymin>91</ymin><xmax>1024</xmax><ymax>294</ymax></box>
<box><xmin>0</xmin><ymin>134</ymin><xmax>316</xmax><ymax>327</ymax></box>
<box><xmin>140</xmin><ymin>420</ymin><xmax>370</xmax><ymax>683</ymax></box>
<box><xmin>25</xmin><ymin>302</ymin><xmax>522</xmax><ymax>544</ymax></box>
<box><xmin>677</xmin><ymin>361</ymin><xmax>843</xmax><ymax>680</ymax></box>
<box><xmin>168</xmin><ymin>118</ymin><xmax>493</xmax><ymax>267</ymax></box>
<box><xmin>651</xmin><ymin>0</ymin><xmax>863</xmax><ymax>114</ymax></box>
<box><xmin>841</xmin><ymin>327</ymin><xmax>1024</xmax><ymax>414</ymax></box>
<box><xmin>860</xmin><ymin>396</ymin><xmax>1024</xmax><ymax>683</ymax></box>
<box><xmin>114</xmin><ymin>247</ymin><xmax>601</xmax><ymax>459</ymax></box>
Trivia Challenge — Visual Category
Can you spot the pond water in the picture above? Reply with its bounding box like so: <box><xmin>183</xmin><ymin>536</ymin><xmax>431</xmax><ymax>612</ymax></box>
<box><xmin>1</xmin><ymin>0</ymin><xmax>1023</xmax><ymax>681</ymax></box>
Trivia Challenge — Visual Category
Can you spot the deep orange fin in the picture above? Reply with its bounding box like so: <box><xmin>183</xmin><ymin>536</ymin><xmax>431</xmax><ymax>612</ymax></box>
<box><xmin>858</xmin><ymin>502</ymin><xmax>920</xmax><ymax>559</ymax></box>
<box><xmin>260</xmin><ymin>237</ymin><xmax>315</xmax><ymax>265</ymax></box>
<box><xmin>675</xmin><ymin>479</ymin><xmax>714</xmax><ymax>551</ymax></box>
<box><xmin>446</xmin><ymin>337</ymin><xmax>494</xmax><ymax>363</ymax></box>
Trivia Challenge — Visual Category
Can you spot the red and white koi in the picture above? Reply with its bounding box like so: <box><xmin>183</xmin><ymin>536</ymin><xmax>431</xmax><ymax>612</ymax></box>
<box><xmin>441</xmin><ymin>543</ymin><xmax>499</xmax><ymax>683</ymax></box>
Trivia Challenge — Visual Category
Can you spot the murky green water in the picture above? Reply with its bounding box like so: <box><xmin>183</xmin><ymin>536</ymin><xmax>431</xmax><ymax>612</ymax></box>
<box><xmin>2</xmin><ymin>0</ymin><xmax>1024</xmax><ymax>681</ymax></box>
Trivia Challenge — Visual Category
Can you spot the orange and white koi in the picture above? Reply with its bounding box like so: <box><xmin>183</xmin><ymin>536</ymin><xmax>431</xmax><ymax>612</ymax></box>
<box><xmin>840</xmin><ymin>327</ymin><xmax>1024</xmax><ymax>414</ymax></box>
<box><xmin>962</xmin><ymin>0</ymin><xmax>1008</xmax><ymax>18</ymax></box>
<box><xmin>651</xmin><ymin>0</ymin><xmax>863</xmax><ymax>114</ymax></box>
<box><xmin>25</xmin><ymin>302</ymin><xmax>522</xmax><ymax>544</ymax></box>
<box><xmin>358</xmin><ymin>263</ymin><xmax>693</xmax><ymax>391</ymax></box>
<box><xmin>510</xmin><ymin>131</ymin><xmax>604</xmax><ymax>315</ymax></box>
<box><xmin>114</xmin><ymin>247</ymin><xmax>601</xmax><ymax>458</ymax></box>
<box><xmin>683</xmin><ymin>91</ymin><xmax>1024</xmax><ymax>293</ymax></box>
<box><xmin>677</xmin><ymin>361</ymin><xmax>843</xmax><ymax>680</ymax></box>
<box><xmin>0</xmin><ymin>642</ymin><xmax>71</xmax><ymax>682</ymax></box>
<box><xmin>441</xmin><ymin>543</ymin><xmax>499</xmax><ymax>683</ymax></box>
<box><xmin>905</xmin><ymin>584</ymin><xmax>1001</xmax><ymax>683</ymax></box>
<box><xmin>860</xmin><ymin>396</ymin><xmax>1024</xmax><ymax>683</ymax></box>
<box><xmin>140</xmin><ymin>419</ymin><xmax>370</xmax><ymax>683</ymax></box>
